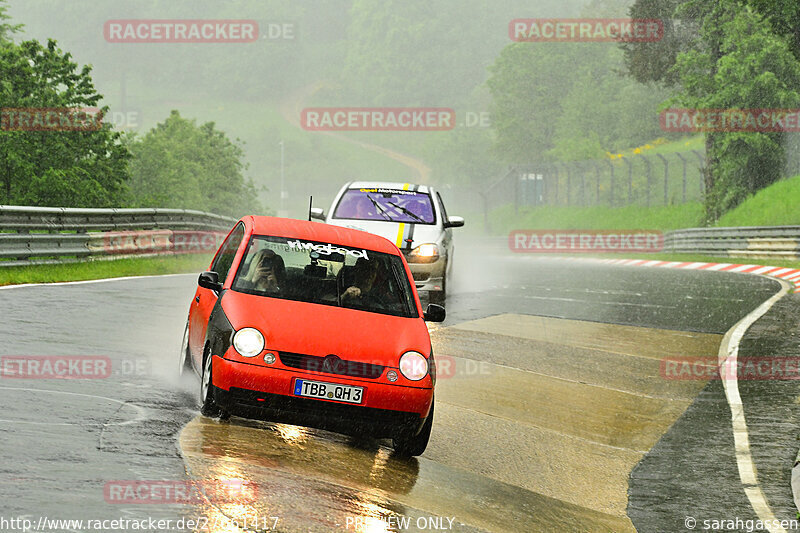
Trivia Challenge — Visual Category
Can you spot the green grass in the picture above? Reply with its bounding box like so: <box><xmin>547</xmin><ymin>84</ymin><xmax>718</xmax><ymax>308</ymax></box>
<box><xmin>716</xmin><ymin>174</ymin><xmax>800</xmax><ymax>227</ymax></box>
<box><xmin>473</xmin><ymin>202</ymin><xmax>705</xmax><ymax>235</ymax></box>
<box><xmin>0</xmin><ymin>254</ymin><xmax>213</xmax><ymax>286</ymax></box>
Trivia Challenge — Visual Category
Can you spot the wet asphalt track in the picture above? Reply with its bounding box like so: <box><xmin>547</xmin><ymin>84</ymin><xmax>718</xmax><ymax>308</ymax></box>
<box><xmin>0</xmin><ymin>241</ymin><xmax>796</xmax><ymax>532</ymax></box>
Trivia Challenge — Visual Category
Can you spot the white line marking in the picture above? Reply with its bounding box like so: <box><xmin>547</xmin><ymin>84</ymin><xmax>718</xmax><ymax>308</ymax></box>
<box><xmin>0</xmin><ymin>386</ymin><xmax>147</xmax><ymax>426</ymax></box>
<box><xmin>717</xmin><ymin>278</ymin><xmax>791</xmax><ymax>533</ymax></box>
<box><xmin>0</xmin><ymin>272</ymin><xmax>195</xmax><ymax>290</ymax></box>
<box><xmin>751</xmin><ymin>266</ymin><xmax>777</xmax><ymax>275</ymax></box>
<box><xmin>519</xmin><ymin>294</ymin><xmax>670</xmax><ymax>308</ymax></box>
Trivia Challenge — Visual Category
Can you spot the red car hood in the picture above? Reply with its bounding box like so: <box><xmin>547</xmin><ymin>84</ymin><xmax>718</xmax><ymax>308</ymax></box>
<box><xmin>221</xmin><ymin>290</ymin><xmax>431</xmax><ymax>364</ymax></box>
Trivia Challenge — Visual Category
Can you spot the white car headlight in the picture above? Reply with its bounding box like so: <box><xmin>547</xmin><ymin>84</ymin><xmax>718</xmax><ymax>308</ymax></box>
<box><xmin>407</xmin><ymin>243</ymin><xmax>439</xmax><ymax>263</ymax></box>
<box><xmin>399</xmin><ymin>351</ymin><xmax>428</xmax><ymax>381</ymax></box>
<box><xmin>233</xmin><ymin>328</ymin><xmax>264</xmax><ymax>357</ymax></box>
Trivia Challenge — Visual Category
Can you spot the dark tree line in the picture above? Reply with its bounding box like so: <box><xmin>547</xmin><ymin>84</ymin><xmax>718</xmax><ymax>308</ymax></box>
<box><xmin>622</xmin><ymin>0</ymin><xmax>800</xmax><ymax>222</ymax></box>
<box><xmin>0</xmin><ymin>0</ymin><xmax>261</xmax><ymax>217</ymax></box>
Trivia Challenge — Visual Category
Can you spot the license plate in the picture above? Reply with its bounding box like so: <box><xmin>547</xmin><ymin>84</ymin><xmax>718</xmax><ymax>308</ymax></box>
<box><xmin>293</xmin><ymin>379</ymin><xmax>364</xmax><ymax>404</ymax></box>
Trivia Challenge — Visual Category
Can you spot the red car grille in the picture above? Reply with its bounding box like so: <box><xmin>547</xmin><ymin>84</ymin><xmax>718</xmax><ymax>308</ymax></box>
<box><xmin>279</xmin><ymin>352</ymin><xmax>385</xmax><ymax>379</ymax></box>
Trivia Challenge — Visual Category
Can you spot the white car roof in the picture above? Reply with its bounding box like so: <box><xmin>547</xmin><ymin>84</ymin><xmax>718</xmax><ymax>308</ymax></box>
<box><xmin>347</xmin><ymin>181</ymin><xmax>432</xmax><ymax>194</ymax></box>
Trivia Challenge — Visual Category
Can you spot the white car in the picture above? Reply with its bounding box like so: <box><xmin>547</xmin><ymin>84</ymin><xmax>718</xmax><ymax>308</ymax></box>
<box><xmin>311</xmin><ymin>182</ymin><xmax>463</xmax><ymax>304</ymax></box>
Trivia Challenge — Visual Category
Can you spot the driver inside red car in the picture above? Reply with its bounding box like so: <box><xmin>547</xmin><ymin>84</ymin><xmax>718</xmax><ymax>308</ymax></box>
<box><xmin>342</xmin><ymin>257</ymin><xmax>393</xmax><ymax>307</ymax></box>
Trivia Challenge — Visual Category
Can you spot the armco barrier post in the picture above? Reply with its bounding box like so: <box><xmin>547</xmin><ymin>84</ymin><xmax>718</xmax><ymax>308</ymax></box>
<box><xmin>580</xmin><ymin>163</ymin><xmax>586</xmax><ymax>207</ymax></box>
<box><xmin>623</xmin><ymin>157</ymin><xmax>633</xmax><ymax>205</ymax></box>
<box><xmin>566</xmin><ymin>165</ymin><xmax>572</xmax><ymax>206</ymax></box>
<box><xmin>675</xmin><ymin>152</ymin><xmax>687</xmax><ymax>203</ymax></box>
<box><xmin>552</xmin><ymin>163</ymin><xmax>560</xmax><ymax>205</ymax></box>
<box><xmin>605</xmin><ymin>159</ymin><xmax>615</xmax><ymax>207</ymax></box>
<box><xmin>656</xmin><ymin>153</ymin><xmax>668</xmax><ymax>206</ymax></box>
<box><xmin>692</xmin><ymin>150</ymin><xmax>705</xmax><ymax>195</ymax></box>
<box><xmin>590</xmin><ymin>161</ymin><xmax>600</xmax><ymax>206</ymax></box>
<box><xmin>642</xmin><ymin>155</ymin><xmax>652</xmax><ymax>207</ymax></box>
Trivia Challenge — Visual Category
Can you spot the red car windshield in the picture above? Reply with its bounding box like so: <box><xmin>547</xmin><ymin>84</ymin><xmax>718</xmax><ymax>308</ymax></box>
<box><xmin>231</xmin><ymin>235</ymin><xmax>419</xmax><ymax>318</ymax></box>
<box><xmin>332</xmin><ymin>188</ymin><xmax>436</xmax><ymax>224</ymax></box>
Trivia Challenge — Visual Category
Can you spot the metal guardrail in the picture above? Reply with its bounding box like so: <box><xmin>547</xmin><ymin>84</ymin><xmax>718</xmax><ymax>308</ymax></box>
<box><xmin>663</xmin><ymin>226</ymin><xmax>800</xmax><ymax>260</ymax></box>
<box><xmin>0</xmin><ymin>206</ymin><xmax>236</xmax><ymax>232</ymax></box>
<box><xmin>3</xmin><ymin>205</ymin><xmax>798</xmax><ymax>265</ymax></box>
<box><xmin>0</xmin><ymin>206</ymin><xmax>237</xmax><ymax>267</ymax></box>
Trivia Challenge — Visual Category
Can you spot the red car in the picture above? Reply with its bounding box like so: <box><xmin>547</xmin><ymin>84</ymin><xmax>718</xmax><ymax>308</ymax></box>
<box><xmin>178</xmin><ymin>216</ymin><xmax>445</xmax><ymax>456</ymax></box>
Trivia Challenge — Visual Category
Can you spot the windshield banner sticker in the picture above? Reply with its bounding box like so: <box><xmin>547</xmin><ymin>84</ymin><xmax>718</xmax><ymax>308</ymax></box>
<box><xmin>359</xmin><ymin>188</ymin><xmax>418</xmax><ymax>196</ymax></box>
<box><xmin>286</xmin><ymin>240</ymin><xmax>369</xmax><ymax>260</ymax></box>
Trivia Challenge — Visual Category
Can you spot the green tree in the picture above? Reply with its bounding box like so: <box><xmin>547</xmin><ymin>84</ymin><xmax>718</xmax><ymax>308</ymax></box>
<box><xmin>0</xmin><ymin>0</ymin><xmax>21</xmax><ymax>43</ymax></box>
<box><xmin>128</xmin><ymin>111</ymin><xmax>262</xmax><ymax>217</ymax></box>
<box><xmin>339</xmin><ymin>0</ymin><xmax>582</xmax><ymax>106</ymax></box>
<box><xmin>622</xmin><ymin>0</ymin><xmax>800</xmax><ymax>82</ymax></box>
<box><xmin>18</xmin><ymin>168</ymin><xmax>117</xmax><ymax>206</ymax></box>
<box><xmin>550</xmin><ymin>47</ymin><xmax>671</xmax><ymax>160</ymax></box>
<box><xmin>746</xmin><ymin>0</ymin><xmax>800</xmax><ymax>58</ymax></box>
<box><xmin>487</xmin><ymin>40</ymin><xmax>670</xmax><ymax>164</ymax></box>
<box><xmin>669</xmin><ymin>1</ymin><xmax>800</xmax><ymax>221</ymax></box>
<box><xmin>7</xmin><ymin>0</ymin><xmax>310</xmax><ymax>101</ymax></box>
<box><xmin>0</xmin><ymin>38</ymin><xmax>131</xmax><ymax>206</ymax></box>
<box><xmin>621</xmin><ymin>0</ymin><xmax>700</xmax><ymax>86</ymax></box>
<box><xmin>487</xmin><ymin>43</ymin><xmax>581</xmax><ymax>163</ymax></box>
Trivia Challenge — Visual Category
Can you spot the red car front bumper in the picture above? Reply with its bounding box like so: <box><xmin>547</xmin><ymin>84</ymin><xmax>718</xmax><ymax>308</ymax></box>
<box><xmin>210</xmin><ymin>353</ymin><xmax>434</xmax><ymax>439</ymax></box>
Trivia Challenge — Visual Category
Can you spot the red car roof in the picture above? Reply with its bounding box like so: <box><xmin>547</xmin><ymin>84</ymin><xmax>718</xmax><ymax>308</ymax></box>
<box><xmin>243</xmin><ymin>216</ymin><xmax>401</xmax><ymax>255</ymax></box>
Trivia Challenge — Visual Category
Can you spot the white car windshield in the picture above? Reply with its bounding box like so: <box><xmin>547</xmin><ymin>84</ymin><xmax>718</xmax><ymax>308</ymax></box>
<box><xmin>332</xmin><ymin>187</ymin><xmax>436</xmax><ymax>224</ymax></box>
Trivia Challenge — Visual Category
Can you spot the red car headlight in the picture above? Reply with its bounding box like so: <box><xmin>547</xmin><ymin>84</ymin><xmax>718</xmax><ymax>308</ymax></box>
<box><xmin>399</xmin><ymin>351</ymin><xmax>428</xmax><ymax>381</ymax></box>
<box><xmin>233</xmin><ymin>328</ymin><xmax>264</xmax><ymax>358</ymax></box>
